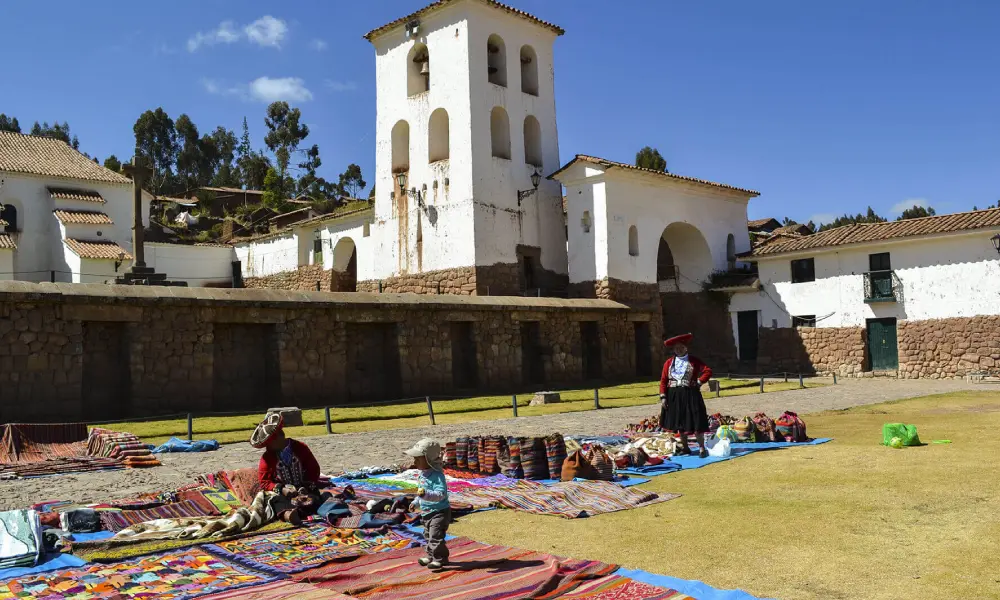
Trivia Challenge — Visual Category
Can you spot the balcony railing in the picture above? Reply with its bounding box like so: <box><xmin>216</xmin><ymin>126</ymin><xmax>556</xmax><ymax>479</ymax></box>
<box><xmin>864</xmin><ymin>270</ymin><xmax>903</xmax><ymax>303</ymax></box>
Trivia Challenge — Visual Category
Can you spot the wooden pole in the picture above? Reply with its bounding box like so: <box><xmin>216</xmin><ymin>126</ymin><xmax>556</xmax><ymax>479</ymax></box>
<box><xmin>593</xmin><ymin>388</ymin><xmax>601</xmax><ymax>410</ymax></box>
<box><xmin>759</xmin><ymin>377</ymin><xmax>765</xmax><ymax>393</ymax></box>
<box><xmin>187</xmin><ymin>414</ymin><xmax>193</xmax><ymax>441</ymax></box>
<box><xmin>512</xmin><ymin>395</ymin><xmax>518</xmax><ymax>417</ymax></box>
<box><xmin>799</xmin><ymin>373</ymin><xmax>805</xmax><ymax>388</ymax></box>
<box><xmin>325</xmin><ymin>407</ymin><xmax>332</xmax><ymax>434</ymax></box>
<box><xmin>426</xmin><ymin>396</ymin><xmax>436</xmax><ymax>425</ymax></box>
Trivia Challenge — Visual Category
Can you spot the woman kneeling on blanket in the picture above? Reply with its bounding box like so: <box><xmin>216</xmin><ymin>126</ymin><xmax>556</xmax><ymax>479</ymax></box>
<box><xmin>251</xmin><ymin>413</ymin><xmax>323</xmax><ymax>525</ymax></box>
<box><xmin>659</xmin><ymin>333</ymin><xmax>713</xmax><ymax>459</ymax></box>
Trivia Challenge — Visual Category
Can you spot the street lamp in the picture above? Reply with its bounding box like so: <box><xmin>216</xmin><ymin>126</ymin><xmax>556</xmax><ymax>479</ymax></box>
<box><xmin>394</xmin><ymin>171</ymin><xmax>424</xmax><ymax>208</ymax></box>
<box><xmin>991</xmin><ymin>233</ymin><xmax>1000</xmax><ymax>255</ymax></box>
<box><xmin>517</xmin><ymin>169</ymin><xmax>542</xmax><ymax>207</ymax></box>
<box><xmin>114</xmin><ymin>252</ymin><xmax>127</xmax><ymax>273</ymax></box>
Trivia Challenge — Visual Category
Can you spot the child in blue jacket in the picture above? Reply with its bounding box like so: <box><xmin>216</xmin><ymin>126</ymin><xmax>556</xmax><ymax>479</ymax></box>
<box><xmin>405</xmin><ymin>438</ymin><xmax>450</xmax><ymax>569</ymax></box>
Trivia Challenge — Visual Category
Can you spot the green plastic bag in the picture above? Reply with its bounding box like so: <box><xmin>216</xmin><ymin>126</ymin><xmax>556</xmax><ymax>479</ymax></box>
<box><xmin>882</xmin><ymin>423</ymin><xmax>921</xmax><ymax>447</ymax></box>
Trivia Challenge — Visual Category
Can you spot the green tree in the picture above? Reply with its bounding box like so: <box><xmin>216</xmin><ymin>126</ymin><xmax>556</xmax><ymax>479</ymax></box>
<box><xmin>0</xmin><ymin>114</ymin><xmax>20</xmax><ymax>133</ymax></box>
<box><xmin>817</xmin><ymin>206</ymin><xmax>887</xmax><ymax>231</ymax></box>
<box><xmin>210</xmin><ymin>126</ymin><xmax>239</xmax><ymax>187</ymax></box>
<box><xmin>103</xmin><ymin>155</ymin><xmax>122</xmax><ymax>172</ymax></box>
<box><xmin>338</xmin><ymin>164</ymin><xmax>366</xmax><ymax>199</ymax></box>
<box><xmin>261</xmin><ymin>167</ymin><xmax>288</xmax><ymax>211</ymax></box>
<box><xmin>897</xmin><ymin>205</ymin><xmax>936</xmax><ymax>221</ymax></box>
<box><xmin>133</xmin><ymin>108</ymin><xmax>178</xmax><ymax>195</ymax></box>
<box><xmin>263</xmin><ymin>101</ymin><xmax>309</xmax><ymax>179</ymax></box>
<box><xmin>30</xmin><ymin>121</ymin><xmax>78</xmax><ymax>149</ymax></box>
<box><xmin>175</xmin><ymin>114</ymin><xmax>210</xmax><ymax>191</ymax></box>
<box><xmin>635</xmin><ymin>146</ymin><xmax>667</xmax><ymax>172</ymax></box>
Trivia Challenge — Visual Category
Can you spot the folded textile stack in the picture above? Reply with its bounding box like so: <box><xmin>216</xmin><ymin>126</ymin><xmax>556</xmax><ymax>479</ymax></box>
<box><xmin>0</xmin><ymin>509</ymin><xmax>43</xmax><ymax>569</ymax></box>
<box><xmin>87</xmin><ymin>428</ymin><xmax>161</xmax><ymax>468</ymax></box>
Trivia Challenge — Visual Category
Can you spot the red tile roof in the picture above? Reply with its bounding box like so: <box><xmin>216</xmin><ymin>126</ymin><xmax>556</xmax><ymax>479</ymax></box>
<box><xmin>64</xmin><ymin>239</ymin><xmax>132</xmax><ymax>260</ymax></box>
<box><xmin>550</xmin><ymin>155</ymin><xmax>760</xmax><ymax>197</ymax></box>
<box><xmin>48</xmin><ymin>188</ymin><xmax>105</xmax><ymax>203</ymax></box>
<box><xmin>53</xmin><ymin>210</ymin><xmax>113</xmax><ymax>225</ymax></box>
<box><xmin>747</xmin><ymin>208</ymin><xmax>1000</xmax><ymax>257</ymax></box>
<box><xmin>0</xmin><ymin>234</ymin><xmax>15</xmax><ymax>250</ymax></box>
<box><xmin>748</xmin><ymin>217</ymin><xmax>779</xmax><ymax>229</ymax></box>
<box><xmin>0</xmin><ymin>132</ymin><xmax>130</xmax><ymax>184</ymax></box>
<box><xmin>364</xmin><ymin>0</ymin><xmax>564</xmax><ymax>41</ymax></box>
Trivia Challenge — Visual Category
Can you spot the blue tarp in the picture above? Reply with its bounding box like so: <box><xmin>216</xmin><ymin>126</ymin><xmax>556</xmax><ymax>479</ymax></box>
<box><xmin>616</xmin><ymin>568</ymin><xmax>774</xmax><ymax>600</ymax></box>
<box><xmin>731</xmin><ymin>437</ymin><xmax>832</xmax><ymax>450</ymax></box>
<box><xmin>152</xmin><ymin>437</ymin><xmax>220</xmax><ymax>453</ymax></box>
<box><xmin>617</xmin><ymin>438</ymin><xmax>833</xmax><ymax>475</ymax></box>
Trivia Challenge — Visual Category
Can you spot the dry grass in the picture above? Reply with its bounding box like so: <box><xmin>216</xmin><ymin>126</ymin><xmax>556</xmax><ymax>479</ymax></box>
<box><xmin>109</xmin><ymin>378</ymin><xmax>821</xmax><ymax>446</ymax></box>
<box><xmin>450</xmin><ymin>390</ymin><xmax>1000</xmax><ymax>600</ymax></box>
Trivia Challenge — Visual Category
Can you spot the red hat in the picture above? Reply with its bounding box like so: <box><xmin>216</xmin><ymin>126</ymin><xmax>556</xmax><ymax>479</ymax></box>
<box><xmin>664</xmin><ymin>333</ymin><xmax>693</xmax><ymax>348</ymax></box>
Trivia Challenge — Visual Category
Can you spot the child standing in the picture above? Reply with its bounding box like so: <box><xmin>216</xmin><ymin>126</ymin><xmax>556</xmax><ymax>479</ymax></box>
<box><xmin>405</xmin><ymin>438</ymin><xmax>450</xmax><ymax>569</ymax></box>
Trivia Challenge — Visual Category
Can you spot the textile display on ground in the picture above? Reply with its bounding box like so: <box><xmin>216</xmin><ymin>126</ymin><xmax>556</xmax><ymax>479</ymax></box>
<box><xmin>560</xmin><ymin>574</ymin><xmax>692</xmax><ymax>599</ymax></box>
<box><xmin>614</xmin><ymin>568</ymin><xmax>771</xmax><ymax>600</ymax></box>
<box><xmin>199</xmin><ymin>580</ymin><xmax>352</xmax><ymax>599</ymax></box>
<box><xmin>0</xmin><ymin>510</ymin><xmax>42</xmax><ymax>569</ymax></box>
<box><xmin>0</xmin><ymin>547</ymin><xmax>280</xmax><ymax>599</ymax></box>
<box><xmin>69</xmin><ymin>521</ymin><xmax>295</xmax><ymax>563</ymax></box>
<box><xmin>204</xmin><ymin>524</ymin><xmax>418</xmax><ymax>574</ymax></box>
<box><xmin>292</xmin><ymin>537</ymin><xmax>619</xmax><ymax>599</ymax></box>
<box><xmin>99</xmin><ymin>497</ymin><xmax>221</xmax><ymax>533</ymax></box>
<box><xmin>0</xmin><ymin>424</ymin><xmax>88</xmax><ymax>465</ymax></box>
<box><xmin>87</xmin><ymin>428</ymin><xmax>160</xmax><ymax>468</ymax></box>
<box><xmin>449</xmin><ymin>480</ymin><xmax>678</xmax><ymax>518</ymax></box>
<box><xmin>109</xmin><ymin>491</ymin><xmax>280</xmax><ymax>542</ymax></box>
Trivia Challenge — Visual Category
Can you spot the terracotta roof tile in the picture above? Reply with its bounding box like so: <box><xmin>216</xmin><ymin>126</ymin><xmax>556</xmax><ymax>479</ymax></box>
<box><xmin>748</xmin><ymin>217</ymin><xmax>779</xmax><ymax>228</ymax></box>
<box><xmin>551</xmin><ymin>155</ymin><xmax>760</xmax><ymax>197</ymax></box>
<box><xmin>0</xmin><ymin>132</ymin><xmax>130</xmax><ymax>184</ymax></box>
<box><xmin>48</xmin><ymin>188</ymin><xmax>106</xmax><ymax>203</ymax></box>
<box><xmin>772</xmin><ymin>223</ymin><xmax>812</xmax><ymax>236</ymax></box>
<box><xmin>64</xmin><ymin>239</ymin><xmax>132</xmax><ymax>260</ymax></box>
<box><xmin>0</xmin><ymin>234</ymin><xmax>15</xmax><ymax>250</ymax></box>
<box><xmin>748</xmin><ymin>208</ymin><xmax>1000</xmax><ymax>257</ymax></box>
<box><xmin>53</xmin><ymin>210</ymin><xmax>113</xmax><ymax>225</ymax></box>
<box><xmin>364</xmin><ymin>0</ymin><xmax>564</xmax><ymax>41</ymax></box>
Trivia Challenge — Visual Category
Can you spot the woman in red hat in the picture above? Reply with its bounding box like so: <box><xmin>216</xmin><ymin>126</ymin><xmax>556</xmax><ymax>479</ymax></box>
<box><xmin>659</xmin><ymin>333</ymin><xmax>713</xmax><ymax>458</ymax></box>
<box><xmin>251</xmin><ymin>413</ymin><xmax>323</xmax><ymax>524</ymax></box>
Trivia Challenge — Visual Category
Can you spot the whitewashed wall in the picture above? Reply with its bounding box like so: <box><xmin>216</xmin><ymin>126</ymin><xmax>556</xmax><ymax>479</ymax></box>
<box><xmin>0</xmin><ymin>251</ymin><xmax>11</xmax><ymax>281</ymax></box>
<box><xmin>236</xmin><ymin>233</ymin><xmax>298</xmax><ymax>278</ymax></box>
<box><xmin>146</xmin><ymin>243</ymin><xmax>236</xmax><ymax>287</ymax></box>
<box><xmin>317</xmin><ymin>213</ymin><xmax>376</xmax><ymax>280</ymax></box>
<box><xmin>77</xmin><ymin>258</ymin><xmax>119</xmax><ymax>284</ymax></box>
<box><xmin>730</xmin><ymin>231</ymin><xmax>1000</xmax><ymax>331</ymax></box>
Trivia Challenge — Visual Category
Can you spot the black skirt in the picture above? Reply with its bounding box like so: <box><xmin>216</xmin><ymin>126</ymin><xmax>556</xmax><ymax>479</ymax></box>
<box><xmin>659</xmin><ymin>386</ymin><xmax>709</xmax><ymax>435</ymax></box>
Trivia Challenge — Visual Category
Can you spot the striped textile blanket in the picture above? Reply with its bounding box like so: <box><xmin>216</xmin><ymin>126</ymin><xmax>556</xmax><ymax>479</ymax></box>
<box><xmin>0</xmin><ymin>423</ymin><xmax>88</xmax><ymax>465</ymax></box>
<box><xmin>200</xmin><ymin>580</ymin><xmax>352</xmax><ymax>599</ymax></box>
<box><xmin>100</xmin><ymin>497</ymin><xmax>222</xmax><ymax>533</ymax></box>
<box><xmin>109</xmin><ymin>491</ymin><xmax>280</xmax><ymax>542</ymax></box>
<box><xmin>561</xmin><ymin>574</ymin><xmax>692</xmax><ymax>599</ymax></box>
<box><xmin>0</xmin><ymin>456</ymin><xmax>124</xmax><ymax>478</ymax></box>
<box><xmin>293</xmin><ymin>537</ymin><xmax>618</xmax><ymax>599</ymax></box>
<box><xmin>449</xmin><ymin>480</ymin><xmax>679</xmax><ymax>518</ymax></box>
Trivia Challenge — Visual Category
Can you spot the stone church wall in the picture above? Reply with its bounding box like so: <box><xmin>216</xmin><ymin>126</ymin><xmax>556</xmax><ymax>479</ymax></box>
<box><xmin>0</xmin><ymin>282</ymin><xmax>644</xmax><ymax>422</ymax></box>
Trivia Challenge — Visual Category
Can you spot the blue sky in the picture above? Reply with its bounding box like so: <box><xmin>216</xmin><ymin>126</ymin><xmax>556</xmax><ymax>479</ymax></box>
<box><xmin>1</xmin><ymin>1</ymin><xmax>997</xmax><ymax>225</ymax></box>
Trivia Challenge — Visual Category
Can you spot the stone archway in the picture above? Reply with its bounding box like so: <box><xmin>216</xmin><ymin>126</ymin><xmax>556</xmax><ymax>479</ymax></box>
<box><xmin>332</xmin><ymin>237</ymin><xmax>357</xmax><ymax>292</ymax></box>
<box><xmin>657</xmin><ymin>222</ymin><xmax>713</xmax><ymax>293</ymax></box>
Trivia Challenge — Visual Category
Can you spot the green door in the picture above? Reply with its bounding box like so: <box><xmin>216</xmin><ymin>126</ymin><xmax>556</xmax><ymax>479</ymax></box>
<box><xmin>867</xmin><ymin>318</ymin><xmax>899</xmax><ymax>370</ymax></box>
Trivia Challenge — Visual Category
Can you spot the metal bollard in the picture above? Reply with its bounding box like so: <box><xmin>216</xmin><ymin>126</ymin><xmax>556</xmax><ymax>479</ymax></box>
<box><xmin>799</xmin><ymin>373</ymin><xmax>805</xmax><ymax>388</ymax></box>
<box><xmin>325</xmin><ymin>407</ymin><xmax>332</xmax><ymax>434</ymax></box>
<box><xmin>759</xmin><ymin>377</ymin><xmax>765</xmax><ymax>393</ymax></box>
<box><xmin>833</xmin><ymin>373</ymin><xmax>837</xmax><ymax>385</ymax></box>
<box><xmin>426</xmin><ymin>396</ymin><xmax>436</xmax><ymax>425</ymax></box>
<box><xmin>593</xmin><ymin>388</ymin><xmax>601</xmax><ymax>410</ymax></box>
<box><xmin>512</xmin><ymin>395</ymin><xmax>518</xmax><ymax>417</ymax></box>
<box><xmin>784</xmin><ymin>372</ymin><xmax>788</xmax><ymax>383</ymax></box>
<box><xmin>187</xmin><ymin>413</ymin><xmax>193</xmax><ymax>441</ymax></box>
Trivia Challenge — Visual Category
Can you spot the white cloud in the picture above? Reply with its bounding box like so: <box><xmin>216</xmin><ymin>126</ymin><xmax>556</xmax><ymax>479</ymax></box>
<box><xmin>324</xmin><ymin>79</ymin><xmax>358</xmax><ymax>92</ymax></box>
<box><xmin>309</xmin><ymin>39</ymin><xmax>328</xmax><ymax>51</ymax></box>
<box><xmin>202</xmin><ymin>78</ymin><xmax>249</xmax><ymax>100</ymax></box>
<box><xmin>187</xmin><ymin>20</ymin><xmax>241</xmax><ymax>52</ymax></box>
<box><xmin>249</xmin><ymin>76</ymin><xmax>313</xmax><ymax>103</ymax></box>
<box><xmin>245</xmin><ymin>16</ymin><xmax>288</xmax><ymax>49</ymax></box>
<box><xmin>891</xmin><ymin>197</ymin><xmax>930</xmax><ymax>214</ymax></box>
<box><xmin>809</xmin><ymin>213</ymin><xmax>837</xmax><ymax>226</ymax></box>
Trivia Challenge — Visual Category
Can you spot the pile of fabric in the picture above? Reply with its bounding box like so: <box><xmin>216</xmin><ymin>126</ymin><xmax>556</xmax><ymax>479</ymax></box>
<box><xmin>0</xmin><ymin>509</ymin><xmax>43</xmax><ymax>569</ymax></box>
<box><xmin>622</xmin><ymin>410</ymin><xmax>811</xmax><ymax>444</ymax></box>
<box><xmin>443</xmin><ymin>434</ymin><xmax>568</xmax><ymax>481</ymax></box>
<box><xmin>87</xmin><ymin>428</ymin><xmax>161</xmax><ymax>468</ymax></box>
<box><xmin>0</xmin><ymin>423</ymin><xmax>125</xmax><ymax>479</ymax></box>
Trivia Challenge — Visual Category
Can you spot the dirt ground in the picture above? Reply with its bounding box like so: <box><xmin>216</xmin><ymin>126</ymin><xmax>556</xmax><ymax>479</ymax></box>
<box><xmin>0</xmin><ymin>378</ymin><xmax>976</xmax><ymax>510</ymax></box>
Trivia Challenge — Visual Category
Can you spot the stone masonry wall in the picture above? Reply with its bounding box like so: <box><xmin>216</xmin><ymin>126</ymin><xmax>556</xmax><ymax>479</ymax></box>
<box><xmin>661</xmin><ymin>291</ymin><xmax>739</xmax><ymax>372</ymax></box>
<box><xmin>244</xmin><ymin>265</ymin><xmax>331</xmax><ymax>291</ymax></box>
<box><xmin>0</xmin><ymin>283</ymin><xmax>637</xmax><ymax>422</ymax></box>
<box><xmin>357</xmin><ymin>262</ymin><xmax>569</xmax><ymax>297</ymax></box>
<box><xmin>898</xmin><ymin>315</ymin><xmax>1000</xmax><ymax>379</ymax></box>
<box><xmin>757</xmin><ymin>326</ymin><xmax>867</xmax><ymax>376</ymax></box>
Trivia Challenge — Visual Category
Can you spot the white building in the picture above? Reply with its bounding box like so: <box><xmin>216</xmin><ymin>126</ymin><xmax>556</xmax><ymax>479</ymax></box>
<box><xmin>729</xmin><ymin>209</ymin><xmax>1000</xmax><ymax>374</ymax></box>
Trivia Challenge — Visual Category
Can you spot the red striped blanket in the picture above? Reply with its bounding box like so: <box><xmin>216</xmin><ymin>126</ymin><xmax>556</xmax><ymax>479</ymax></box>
<box><xmin>449</xmin><ymin>480</ymin><xmax>679</xmax><ymax>518</ymax></box>
<box><xmin>0</xmin><ymin>423</ymin><xmax>88</xmax><ymax>465</ymax></box>
<box><xmin>99</xmin><ymin>497</ymin><xmax>221</xmax><ymax>533</ymax></box>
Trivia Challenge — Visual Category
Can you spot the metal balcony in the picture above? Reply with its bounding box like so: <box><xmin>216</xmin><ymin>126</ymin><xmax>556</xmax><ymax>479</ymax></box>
<box><xmin>863</xmin><ymin>270</ymin><xmax>903</xmax><ymax>303</ymax></box>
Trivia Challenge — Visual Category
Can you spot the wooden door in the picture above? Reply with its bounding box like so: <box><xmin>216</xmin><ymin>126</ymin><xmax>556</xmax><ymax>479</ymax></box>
<box><xmin>867</xmin><ymin>318</ymin><xmax>899</xmax><ymax>370</ymax></box>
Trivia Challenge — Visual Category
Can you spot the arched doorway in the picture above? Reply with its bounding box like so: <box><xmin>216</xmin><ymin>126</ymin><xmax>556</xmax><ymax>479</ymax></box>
<box><xmin>332</xmin><ymin>237</ymin><xmax>357</xmax><ymax>292</ymax></box>
<box><xmin>657</xmin><ymin>222</ymin><xmax>713</xmax><ymax>293</ymax></box>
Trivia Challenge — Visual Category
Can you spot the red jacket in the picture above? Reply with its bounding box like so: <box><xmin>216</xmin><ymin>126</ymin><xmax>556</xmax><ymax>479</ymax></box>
<box><xmin>660</xmin><ymin>355</ymin><xmax>712</xmax><ymax>394</ymax></box>
<box><xmin>257</xmin><ymin>439</ymin><xmax>321</xmax><ymax>491</ymax></box>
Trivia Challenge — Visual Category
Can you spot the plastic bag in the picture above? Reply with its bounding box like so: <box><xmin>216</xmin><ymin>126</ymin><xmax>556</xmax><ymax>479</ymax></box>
<box><xmin>705</xmin><ymin>437</ymin><xmax>732</xmax><ymax>458</ymax></box>
<box><xmin>715</xmin><ymin>425</ymin><xmax>738</xmax><ymax>443</ymax></box>
<box><xmin>882</xmin><ymin>423</ymin><xmax>921</xmax><ymax>447</ymax></box>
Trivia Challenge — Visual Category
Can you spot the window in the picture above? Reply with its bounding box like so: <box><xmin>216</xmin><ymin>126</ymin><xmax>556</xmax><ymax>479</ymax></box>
<box><xmin>428</xmin><ymin>108</ymin><xmax>449</xmax><ymax>163</ymax></box>
<box><xmin>487</xmin><ymin>34</ymin><xmax>507</xmax><ymax>86</ymax></box>
<box><xmin>869</xmin><ymin>252</ymin><xmax>891</xmax><ymax>272</ymax></box>
<box><xmin>490</xmin><ymin>106</ymin><xmax>511</xmax><ymax>159</ymax></box>
<box><xmin>726</xmin><ymin>234</ymin><xmax>736</xmax><ymax>269</ymax></box>
<box><xmin>520</xmin><ymin>45</ymin><xmax>538</xmax><ymax>95</ymax></box>
<box><xmin>793</xmin><ymin>315</ymin><xmax>817</xmax><ymax>328</ymax></box>
<box><xmin>628</xmin><ymin>225</ymin><xmax>639</xmax><ymax>256</ymax></box>
<box><xmin>581</xmin><ymin>210</ymin><xmax>592</xmax><ymax>233</ymax></box>
<box><xmin>313</xmin><ymin>237</ymin><xmax>322</xmax><ymax>255</ymax></box>
<box><xmin>407</xmin><ymin>43</ymin><xmax>430</xmax><ymax>96</ymax></box>
<box><xmin>0</xmin><ymin>205</ymin><xmax>17</xmax><ymax>233</ymax></box>
<box><xmin>391</xmin><ymin>120</ymin><xmax>410</xmax><ymax>174</ymax></box>
<box><xmin>523</xmin><ymin>115</ymin><xmax>542</xmax><ymax>167</ymax></box>
<box><xmin>790</xmin><ymin>258</ymin><xmax>815</xmax><ymax>283</ymax></box>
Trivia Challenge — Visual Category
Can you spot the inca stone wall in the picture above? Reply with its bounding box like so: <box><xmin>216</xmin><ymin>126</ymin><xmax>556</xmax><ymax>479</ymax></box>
<box><xmin>898</xmin><ymin>316</ymin><xmax>1000</xmax><ymax>379</ymax></box>
<box><xmin>757</xmin><ymin>326</ymin><xmax>867</xmax><ymax>376</ymax></box>
<box><xmin>0</xmin><ymin>282</ymin><xmax>642</xmax><ymax>422</ymax></box>
<box><xmin>244</xmin><ymin>265</ymin><xmax>357</xmax><ymax>293</ymax></box>
<box><xmin>661</xmin><ymin>291</ymin><xmax>739</xmax><ymax>371</ymax></box>
<box><xmin>356</xmin><ymin>261</ymin><xmax>569</xmax><ymax>297</ymax></box>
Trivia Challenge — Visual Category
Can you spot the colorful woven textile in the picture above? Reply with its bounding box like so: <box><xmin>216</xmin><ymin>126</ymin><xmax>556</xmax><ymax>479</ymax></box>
<box><xmin>0</xmin><ymin>547</ymin><xmax>279</xmax><ymax>599</ymax></box>
<box><xmin>0</xmin><ymin>423</ymin><xmax>88</xmax><ymax>465</ymax></box>
<box><xmin>545</xmin><ymin>433</ymin><xmax>568</xmax><ymax>479</ymax></box>
<box><xmin>205</xmin><ymin>525</ymin><xmax>417</xmax><ymax>574</ymax></box>
<box><xmin>450</xmin><ymin>480</ymin><xmax>678</xmax><ymax>518</ymax></box>
<box><xmin>444</xmin><ymin>442</ymin><xmax>457</xmax><ymax>468</ymax></box>
<box><xmin>294</xmin><ymin>537</ymin><xmax>618</xmax><ymax>598</ymax></box>
<box><xmin>455</xmin><ymin>437</ymin><xmax>469</xmax><ymax>469</ymax></box>
<box><xmin>521</xmin><ymin>437</ymin><xmax>550</xmax><ymax>480</ymax></box>
<box><xmin>0</xmin><ymin>456</ymin><xmax>123</xmax><ymax>479</ymax></box>
<box><xmin>561</xmin><ymin>574</ymin><xmax>691</xmax><ymax>599</ymax></box>
<box><xmin>466</xmin><ymin>436</ymin><xmax>480</xmax><ymax>472</ymax></box>
<box><xmin>0</xmin><ymin>510</ymin><xmax>42</xmax><ymax>569</ymax></box>
<box><xmin>99</xmin><ymin>498</ymin><xmax>221</xmax><ymax>533</ymax></box>
<box><xmin>200</xmin><ymin>580</ymin><xmax>352</xmax><ymax>599</ymax></box>
<box><xmin>480</xmin><ymin>436</ymin><xmax>506</xmax><ymax>474</ymax></box>
<box><xmin>203</xmin><ymin>490</ymin><xmax>243</xmax><ymax>513</ymax></box>
<box><xmin>505</xmin><ymin>437</ymin><xmax>524</xmax><ymax>478</ymax></box>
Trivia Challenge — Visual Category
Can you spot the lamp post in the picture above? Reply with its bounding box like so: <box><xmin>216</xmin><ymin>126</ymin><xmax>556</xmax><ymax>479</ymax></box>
<box><xmin>394</xmin><ymin>171</ymin><xmax>423</xmax><ymax>208</ymax></box>
<box><xmin>992</xmin><ymin>233</ymin><xmax>1000</xmax><ymax>256</ymax></box>
<box><xmin>517</xmin><ymin>169</ymin><xmax>542</xmax><ymax>207</ymax></box>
